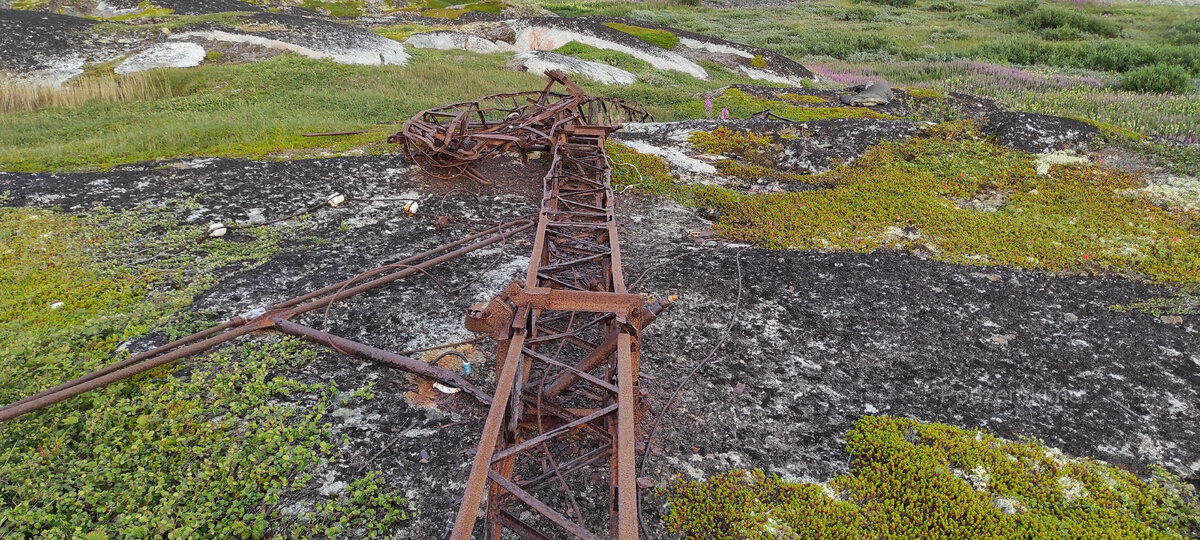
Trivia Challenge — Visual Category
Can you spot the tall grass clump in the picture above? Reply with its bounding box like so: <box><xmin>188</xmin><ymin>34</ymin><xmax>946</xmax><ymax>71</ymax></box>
<box><xmin>0</xmin><ymin>73</ymin><xmax>171</xmax><ymax>114</ymax></box>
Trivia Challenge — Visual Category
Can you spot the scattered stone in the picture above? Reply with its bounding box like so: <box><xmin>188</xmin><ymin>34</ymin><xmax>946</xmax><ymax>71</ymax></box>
<box><xmin>1161</xmin><ymin>315</ymin><xmax>1184</xmax><ymax>325</ymax></box>
<box><xmin>988</xmin><ymin>333</ymin><xmax>1017</xmax><ymax>346</ymax></box>
<box><xmin>508</xmin><ymin>50</ymin><xmax>636</xmax><ymax>86</ymax></box>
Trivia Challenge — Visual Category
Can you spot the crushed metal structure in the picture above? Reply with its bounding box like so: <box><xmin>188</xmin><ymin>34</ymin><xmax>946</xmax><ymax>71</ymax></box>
<box><xmin>0</xmin><ymin>72</ymin><xmax>663</xmax><ymax>539</ymax></box>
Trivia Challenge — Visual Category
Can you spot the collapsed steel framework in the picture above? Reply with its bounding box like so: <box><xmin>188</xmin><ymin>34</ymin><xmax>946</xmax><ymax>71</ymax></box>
<box><xmin>392</xmin><ymin>72</ymin><xmax>661</xmax><ymax>539</ymax></box>
<box><xmin>0</xmin><ymin>71</ymin><xmax>661</xmax><ymax>540</ymax></box>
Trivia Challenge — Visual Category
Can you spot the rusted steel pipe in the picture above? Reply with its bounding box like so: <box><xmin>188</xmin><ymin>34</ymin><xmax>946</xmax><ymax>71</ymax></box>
<box><xmin>0</xmin><ymin>318</ymin><xmax>244</xmax><ymax>412</ymax></box>
<box><xmin>271</xmin><ymin>319</ymin><xmax>491</xmax><ymax>405</ymax></box>
<box><xmin>0</xmin><ymin>221</ymin><xmax>533</xmax><ymax>423</ymax></box>
<box><xmin>0</xmin><ymin>318</ymin><xmax>273</xmax><ymax>423</ymax></box>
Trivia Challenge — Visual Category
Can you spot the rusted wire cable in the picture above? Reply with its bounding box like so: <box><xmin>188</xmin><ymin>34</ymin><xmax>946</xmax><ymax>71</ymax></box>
<box><xmin>637</xmin><ymin>250</ymin><xmax>744</xmax><ymax>479</ymax></box>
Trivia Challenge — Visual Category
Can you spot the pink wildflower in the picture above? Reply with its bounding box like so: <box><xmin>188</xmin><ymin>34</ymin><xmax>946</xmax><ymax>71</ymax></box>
<box><xmin>705</xmin><ymin>96</ymin><xmax>713</xmax><ymax>119</ymax></box>
<box><xmin>718</xmin><ymin>108</ymin><xmax>729</xmax><ymax>121</ymax></box>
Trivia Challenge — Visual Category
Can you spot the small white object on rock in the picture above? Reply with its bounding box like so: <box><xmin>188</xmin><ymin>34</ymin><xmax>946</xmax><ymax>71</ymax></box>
<box><xmin>115</xmin><ymin>42</ymin><xmax>207</xmax><ymax>75</ymax></box>
<box><xmin>207</xmin><ymin>222</ymin><xmax>228</xmax><ymax>238</ymax></box>
<box><xmin>433</xmin><ymin>382</ymin><xmax>460</xmax><ymax>394</ymax></box>
<box><xmin>50</xmin><ymin>301</ymin><xmax>65</xmax><ymax>310</ymax></box>
<box><xmin>403</xmin><ymin>201</ymin><xmax>419</xmax><ymax>216</ymax></box>
<box><xmin>327</xmin><ymin>193</ymin><xmax>346</xmax><ymax>207</ymax></box>
<box><xmin>508</xmin><ymin>51</ymin><xmax>636</xmax><ymax>86</ymax></box>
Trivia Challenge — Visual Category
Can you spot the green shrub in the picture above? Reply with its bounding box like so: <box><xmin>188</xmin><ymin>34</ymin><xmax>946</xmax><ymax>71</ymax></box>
<box><xmin>993</xmin><ymin>0</ymin><xmax>1038</xmax><ymax>17</ymax></box>
<box><xmin>860</xmin><ymin>0</ymin><xmax>916</xmax><ymax>7</ymax></box>
<box><xmin>974</xmin><ymin>38</ymin><xmax>1200</xmax><ymax>74</ymax></box>
<box><xmin>1042</xmin><ymin>25</ymin><xmax>1082</xmax><ymax>41</ymax></box>
<box><xmin>926</xmin><ymin>0</ymin><xmax>964</xmax><ymax>12</ymax></box>
<box><xmin>1021</xmin><ymin>6</ymin><xmax>1121</xmax><ymax>38</ymax></box>
<box><xmin>930</xmin><ymin>29</ymin><xmax>967</xmax><ymax>42</ymax></box>
<box><xmin>838</xmin><ymin>6</ymin><xmax>879</xmax><ymax>21</ymax></box>
<box><xmin>1121</xmin><ymin>64</ymin><xmax>1193</xmax><ymax>94</ymax></box>
<box><xmin>1166</xmin><ymin>18</ymin><xmax>1200</xmax><ymax>46</ymax></box>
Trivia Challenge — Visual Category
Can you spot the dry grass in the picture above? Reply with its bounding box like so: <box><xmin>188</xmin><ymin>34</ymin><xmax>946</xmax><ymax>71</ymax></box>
<box><xmin>0</xmin><ymin>73</ymin><xmax>172</xmax><ymax>114</ymax></box>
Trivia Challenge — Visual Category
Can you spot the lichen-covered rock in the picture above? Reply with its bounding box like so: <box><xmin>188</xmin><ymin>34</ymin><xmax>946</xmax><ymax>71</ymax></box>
<box><xmin>507</xmin><ymin>50</ymin><xmax>635</xmax><ymax>86</ymax></box>
<box><xmin>176</xmin><ymin>12</ymin><xmax>409</xmax><ymax>66</ymax></box>
<box><xmin>983</xmin><ymin>112</ymin><xmax>1099</xmax><ymax>154</ymax></box>
<box><xmin>404</xmin><ymin>30</ymin><xmax>516</xmax><ymax>54</ymax></box>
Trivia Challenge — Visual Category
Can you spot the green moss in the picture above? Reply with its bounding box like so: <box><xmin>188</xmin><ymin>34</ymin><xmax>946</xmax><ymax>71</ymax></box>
<box><xmin>1073</xmin><ymin>116</ymin><xmax>1148</xmax><ymax>144</ymax></box>
<box><xmin>750</xmin><ymin>55</ymin><xmax>767</xmax><ymax>69</ymax></box>
<box><xmin>665</xmin><ymin>416</ymin><xmax>1200</xmax><ymax>539</ymax></box>
<box><xmin>602</xmin><ymin>22</ymin><xmax>680</xmax><ymax>49</ymax></box>
<box><xmin>906</xmin><ymin>86</ymin><xmax>947</xmax><ymax>100</ymax></box>
<box><xmin>676</xmin><ymin>88</ymin><xmax>899</xmax><ymax>122</ymax></box>
<box><xmin>423</xmin><ymin>1</ymin><xmax>504</xmax><ymax>18</ymax></box>
<box><xmin>300</xmin><ymin>0</ymin><xmax>364</xmax><ymax>17</ymax></box>
<box><xmin>781</xmin><ymin>93</ymin><xmax>828</xmax><ymax>104</ymax></box>
<box><xmin>614</xmin><ymin>124</ymin><xmax>1200</xmax><ymax>285</ymax></box>
<box><xmin>554</xmin><ymin>41</ymin><xmax>653</xmax><ymax>72</ymax></box>
<box><xmin>1110</xmin><ymin>290</ymin><xmax>1200</xmax><ymax>315</ymax></box>
<box><xmin>372</xmin><ymin>22</ymin><xmax>450</xmax><ymax>41</ymax></box>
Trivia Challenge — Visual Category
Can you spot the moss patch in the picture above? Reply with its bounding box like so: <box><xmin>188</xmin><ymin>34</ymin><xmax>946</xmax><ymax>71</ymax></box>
<box><xmin>300</xmin><ymin>0</ymin><xmax>364</xmax><ymax>17</ymax></box>
<box><xmin>780</xmin><ymin>92</ymin><xmax>828</xmax><ymax>104</ymax></box>
<box><xmin>677</xmin><ymin>88</ymin><xmax>898</xmax><ymax>122</ymax></box>
<box><xmin>611</xmin><ymin>124</ymin><xmax>1200</xmax><ymax>285</ymax></box>
<box><xmin>602</xmin><ymin>22</ymin><xmax>680</xmax><ymax>50</ymax></box>
<box><xmin>664</xmin><ymin>416</ymin><xmax>1200</xmax><ymax>539</ymax></box>
<box><xmin>906</xmin><ymin>86</ymin><xmax>947</xmax><ymax>100</ymax></box>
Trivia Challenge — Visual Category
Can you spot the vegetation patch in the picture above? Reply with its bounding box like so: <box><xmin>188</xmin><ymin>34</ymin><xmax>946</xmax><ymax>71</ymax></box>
<box><xmin>1120</xmin><ymin>64</ymin><xmax>1193</xmax><ymax>95</ymax></box>
<box><xmin>602</xmin><ymin>22</ymin><xmax>680</xmax><ymax>50</ymax></box>
<box><xmin>422</xmin><ymin>1</ymin><xmax>505</xmax><ymax>18</ymax></box>
<box><xmin>780</xmin><ymin>93</ymin><xmax>827</xmax><ymax>104</ymax></box>
<box><xmin>906</xmin><ymin>86</ymin><xmax>946</xmax><ymax>100</ymax></box>
<box><xmin>554</xmin><ymin>41</ymin><xmax>654</xmax><ymax>72</ymax></box>
<box><xmin>612</xmin><ymin>124</ymin><xmax>1200</xmax><ymax>285</ymax></box>
<box><xmin>664</xmin><ymin>416</ymin><xmax>1200</xmax><ymax>539</ymax></box>
<box><xmin>0</xmin><ymin>204</ymin><xmax>408</xmax><ymax>537</ymax></box>
<box><xmin>677</xmin><ymin>88</ymin><xmax>898</xmax><ymax>122</ymax></box>
<box><xmin>300</xmin><ymin>0</ymin><xmax>364</xmax><ymax>17</ymax></box>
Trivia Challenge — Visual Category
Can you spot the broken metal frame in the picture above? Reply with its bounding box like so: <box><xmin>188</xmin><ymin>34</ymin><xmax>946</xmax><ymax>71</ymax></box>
<box><xmin>393</xmin><ymin>71</ymin><xmax>663</xmax><ymax>539</ymax></box>
<box><xmin>2</xmin><ymin>71</ymin><xmax>666</xmax><ymax>540</ymax></box>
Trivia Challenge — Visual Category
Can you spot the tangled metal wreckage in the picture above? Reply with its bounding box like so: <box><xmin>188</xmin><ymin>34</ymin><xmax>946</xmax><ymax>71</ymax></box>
<box><xmin>1</xmin><ymin>72</ymin><xmax>673</xmax><ymax>539</ymax></box>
